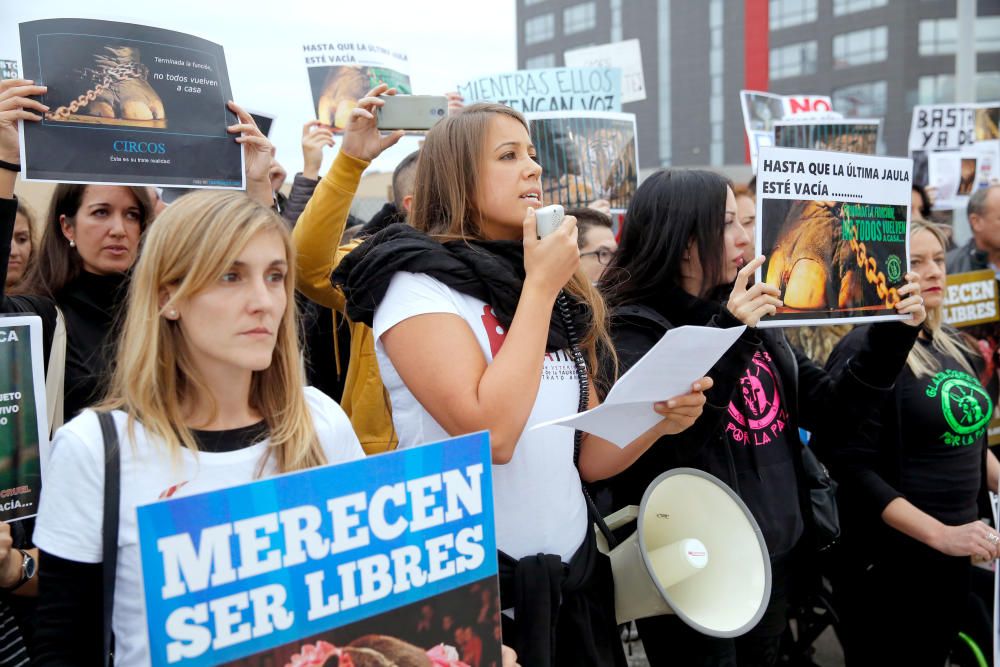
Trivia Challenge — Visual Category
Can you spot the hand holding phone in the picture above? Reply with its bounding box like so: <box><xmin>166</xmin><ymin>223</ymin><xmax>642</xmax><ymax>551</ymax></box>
<box><xmin>376</xmin><ymin>95</ymin><xmax>448</xmax><ymax>131</ymax></box>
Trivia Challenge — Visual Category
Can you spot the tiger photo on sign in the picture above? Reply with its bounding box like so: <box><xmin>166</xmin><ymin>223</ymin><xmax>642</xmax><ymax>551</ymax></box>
<box><xmin>530</xmin><ymin>113</ymin><xmax>638</xmax><ymax>211</ymax></box>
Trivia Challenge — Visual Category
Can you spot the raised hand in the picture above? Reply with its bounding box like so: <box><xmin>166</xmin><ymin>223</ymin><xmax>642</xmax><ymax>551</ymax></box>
<box><xmin>895</xmin><ymin>272</ymin><xmax>927</xmax><ymax>327</ymax></box>
<box><xmin>0</xmin><ymin>79</ymin><xmax>47</xmax><ymax>163</ymax></box>
<box><xmin>727</xmin><ymin>255</ymin><xmax>783</xmax><ymax>327</ymax></box>
<box><xmin>340</xmin><ymin>83</ymin><xmax>405</xmax><ymax>162</ymax></box>
<box><xmin>226</xmin><ymin>101</ymin><xmax>275</xmax><ymax>206</ymax></box>
<box><xmin>301</xmin><ymin>120</ymin><xmax>334</xmax><ymax>180</ymax></box>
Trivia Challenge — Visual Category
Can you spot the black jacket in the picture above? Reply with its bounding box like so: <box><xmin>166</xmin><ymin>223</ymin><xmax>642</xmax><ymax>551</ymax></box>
<box><xmin>945</xmin><ymin>238</ymin><xmax>991</xmax><ymax>275</ymax></box>
<box><xmin>281</xmin><ymin>173</ymin><xmax>320</xmax><ymax>227</ymax></box>
<box><xmin>602</xmin><ymin>286</ymin><xmax>920</xmax><ymax>558</ymax></box>
<box><xmin>0</xmin><ymin>197</ymin><xmax>126</xmax><ymax>420</ymax></box>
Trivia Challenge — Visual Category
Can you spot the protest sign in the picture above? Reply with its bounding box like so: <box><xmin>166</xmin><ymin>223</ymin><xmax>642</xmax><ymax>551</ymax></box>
<box><xmin>977</xmin><ymin>105</ymin><xmax>1000</xmax><ymax>142</ymax></box>
<box><xmin>908</xmin><ymin>104</ymin><xmax>977</xmax><ymax>154</ymax></box>
<box><xmin>0</xmin><ymin>315</ymin><xmax>48</xmax><ymax>523</ymax></box>
<box><xmin>18</xmin><ymin>18</ymin><xmax>242</xmax><ymax>189</ymax></box>
<box><xmin>740</xmin><ymin>90</ymin><xmax>837</xmax><ymax>169</ymax></box>
<box><xmin>773</xmin><ymin>119</ymin><xmax>879</xmax><ymax>155</ymax></box>
<box><xmin>303</xmin><ymin>40</ymin><xmax>410</xmax><ymax>130</ymax></box>
<box><xmin>138</xmin><ymin>431</ymin><xmax>499</xmax><ymax>667</ymax></box>
<box><xmin>755</xmin><ymin>146</ymin><xmax>912</xmax><ymax>327</ymax></box>
<box><xmin>943</xmin><ymin>270</ymin><xmax>1000</xmax><ymax>328</ymax></box>
<box><xmin>945</xmin><ymin>269</ymin><xmax>1000</xmax><ymax>446</ymax></box>
<box><xmin>926</xmin><ymin>144</ymin><xmax>996</xmax><ymax>209</ymax></box>
<box><xmin>527</xmin><ymin>111</ymin><xmax>638</xmax><ymax>213</ymax></box>
<box><xmin>564</xmin><ymin>38</ymin><xmax>645</xmax><ymax>104</ymax></box>
<box><xmin>1</xmin><ymin>59</ymin><xmax>17</xmax><ymax>80</ymax></box>
<box><xmin>456</xmin><ymin>67</ymin><xmax>622</xmax><ymax>113</ymax></box>
<box><xmin>907</xmin><ymin>104</ymin><xmax>976</xmax><ymax>193</ymax></box>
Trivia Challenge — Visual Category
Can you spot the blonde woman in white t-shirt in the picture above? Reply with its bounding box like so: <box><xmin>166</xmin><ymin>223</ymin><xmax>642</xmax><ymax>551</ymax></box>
<box><xmin>331</xmin><ymin>87</ymin><xmax>713</xmax><ymax>667</ymax></box>
<box><xmin>32</xmin><ymin>191</ymin><xmax>365</xmax><ymax>666</ymax></box>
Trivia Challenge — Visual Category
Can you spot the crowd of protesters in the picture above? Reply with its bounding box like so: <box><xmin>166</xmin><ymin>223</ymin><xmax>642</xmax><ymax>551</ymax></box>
<box><xmin>2</xmin><ymin>67</ymin><xmax>1000</xmax><ymax>667</ymax></box>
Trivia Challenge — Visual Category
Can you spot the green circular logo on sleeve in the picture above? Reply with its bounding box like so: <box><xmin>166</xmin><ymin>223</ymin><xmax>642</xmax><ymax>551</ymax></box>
<box><xmin>886</xmin><ymin>255</ymin><xmax>902</xmax><ymax>282</ymax></box>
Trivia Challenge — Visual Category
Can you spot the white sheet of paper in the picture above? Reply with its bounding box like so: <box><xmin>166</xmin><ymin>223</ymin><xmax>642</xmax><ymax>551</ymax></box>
<box><xmin>531</xmin><ymin>324</ymin><xmax>746</xmax><ymax>447</ymax></box>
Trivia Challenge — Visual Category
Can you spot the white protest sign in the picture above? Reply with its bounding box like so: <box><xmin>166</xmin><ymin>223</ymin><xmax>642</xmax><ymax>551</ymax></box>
<box><xmin>564</xmin><ymin>38</ymin><xmax>645</xmax><ymax>104</ymax></box>
<box><xmin>908</xmin><ymin>104</ymin><xmax>977</xmax><ymax>153</ymax></box>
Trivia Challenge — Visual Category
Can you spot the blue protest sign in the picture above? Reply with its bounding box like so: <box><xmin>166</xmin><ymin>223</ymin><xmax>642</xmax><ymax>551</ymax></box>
<box><xmin>138</xmin><ymin>431</ymin><xmax>498</xmax><ymax>666</ymax></box>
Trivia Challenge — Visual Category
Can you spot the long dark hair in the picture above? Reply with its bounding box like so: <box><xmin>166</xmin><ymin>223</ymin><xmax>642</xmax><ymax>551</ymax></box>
<box><xmin>600</xmin><ymin>169</ymin><xmax>731</xmax><ymax>305</ymax></box>
<box><xmin>20</xmin><ymin>184</ymin><xmax>152</xmax><ymax>298</ymax></box>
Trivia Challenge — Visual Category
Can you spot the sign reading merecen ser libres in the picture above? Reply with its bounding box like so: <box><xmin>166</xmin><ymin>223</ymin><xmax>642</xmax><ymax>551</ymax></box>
<box><xmin>18</xmin><ymin>18</ymin><xmax>244</xmax><ymax>189</ymax></box>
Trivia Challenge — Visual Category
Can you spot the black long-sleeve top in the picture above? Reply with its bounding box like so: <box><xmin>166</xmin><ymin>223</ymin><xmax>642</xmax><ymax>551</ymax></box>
<box><xmin>0</xmin><ymin>198</ymin><xmax>128</xmax><ymax>421</ymax></box>
<box><xmin>818</xmin><ymin>325</ymin><xmax>998</xmax><ymax>558</ymax></box>
<box><xmin>600</xmin><ymin>286</ymin><xmax>919</xmax><ymax>558</ymax></box>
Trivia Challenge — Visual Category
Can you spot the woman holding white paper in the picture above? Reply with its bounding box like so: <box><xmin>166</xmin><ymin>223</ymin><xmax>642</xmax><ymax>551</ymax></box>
<box><xmin>330</xmin><ymin>86</ymin><xmax>711</xmax><ymax>666</ymax></box>
<box><xmin>598</xmin><ymin>169</ymin><xmax>926</xmax><ymax>666</ymax></box>
<box><xmin>817</xmin><ymin>218</ymin><xmax>1000</xmax><ymax>665</ymax></box>
<box><xmin>30</xmin><ymin>190</ymin><xmax>365</xmax><ymax>666</ymax></box>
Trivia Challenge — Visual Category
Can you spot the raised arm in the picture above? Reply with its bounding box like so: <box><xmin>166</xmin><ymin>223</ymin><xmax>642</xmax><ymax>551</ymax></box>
<box><xmin>292</xmin><ymin>84</ymin><xmax>403</xmax><ymax>311</ymax></box>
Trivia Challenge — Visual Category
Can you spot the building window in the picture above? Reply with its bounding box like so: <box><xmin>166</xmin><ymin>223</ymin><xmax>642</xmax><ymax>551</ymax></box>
<box><xmin>524</xmin><ymin>0</ymin><xmax>546</xmax><ymax>5</ymax></box>
<box><xmin>833</xmin><ymin>0</ymin><xmax>886</xmax><ymax>15</ymax></box>
<box><xmin>919</xmin><ymin>19</ymin><xmax>957</xmax><ymax>56</ymax></box>
<box><xmin>833</xmin><ymin>26</ymin><xmax>888</xmax><ymax>68</ymax></box>
<box><xmin>563</xmin><ymin>2</ymin><xmax>597</xmax><ymax>35</ymax></box>
<box><xmin>525</xmin><ymin>53</ymin><xmax>556</xmax><ymax>69</ymax></box>
<box><xmin>978</xmin><ymin>17</ymin><xmax>1000</xmax><ymax>53</ymax></box>
<box><xmin>524</xmin><ymin>13</ymin><xmax>555</xmax><ymax>45</ymax></box>
<box><xmin>770</xmin><ymin>41</ymin><xmax>818</xmax><ymax>79</ymax></box>
<box><xmin>833</xmin><ymin>81</ymin><xmax>888</xmax><ymax>117</ymax></box>
<box><xmin>920</xmin><ymin>17</ymin><xmax>1000</xmax><ymax>55</ymax></box>
<box><xmin>917</xmin><ymin>74</ymin><xmax>954</xmax><ymax>104</ymax></box>
<box><xmin>917</xmin><ymin>73</ymin><xmax>1000</xmax><ymax>104</ymax></box>
<box><xmin>769</xmin><ymin>0</ymin><xmax>817</xmax><ymax>30</ymax></box>
<box><xmin>979</xmin><ymin>73</ymin><xmax>1000</xmax><ymax>102</ymax></box>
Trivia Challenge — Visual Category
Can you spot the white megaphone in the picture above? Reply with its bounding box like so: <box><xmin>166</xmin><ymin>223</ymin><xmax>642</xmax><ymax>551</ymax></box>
<box><xmin>596</xmin><ymin>467</ymin><xmax>772</xmax><ymax>637</ymax></box>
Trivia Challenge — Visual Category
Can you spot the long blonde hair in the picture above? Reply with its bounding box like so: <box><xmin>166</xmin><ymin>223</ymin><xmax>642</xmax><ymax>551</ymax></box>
<box><xmin>906</xmin><ymin>218</ymin><xmax>977</xmax><ymax>379</ymax></box>
<box><xmin>409</xmin><ymin>102</ymin><xmax>614</xmax><ymax>376</ymax></box>
<box><xmin>100</xmin><ymin>191</ymin><xmax>326</xmax><ymax>474</ymax></box>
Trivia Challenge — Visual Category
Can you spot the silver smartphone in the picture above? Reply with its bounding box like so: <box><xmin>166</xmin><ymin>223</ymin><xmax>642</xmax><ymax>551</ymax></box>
<box><xmin>376</xmin><ymin>95</ymin><xmax>448</xmax><ymax>131</ymax></box>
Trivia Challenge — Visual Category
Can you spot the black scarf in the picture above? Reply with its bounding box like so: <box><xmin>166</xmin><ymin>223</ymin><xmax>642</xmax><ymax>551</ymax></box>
<box><xmin>331</xmin><ymin>224</ymin><xmax>591</xmax><ymax>351</ymax></box>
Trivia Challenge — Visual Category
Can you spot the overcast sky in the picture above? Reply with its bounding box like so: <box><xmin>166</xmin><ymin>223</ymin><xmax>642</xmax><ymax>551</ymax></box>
<box><xmin>2</xmin><ymin>0</ymin><xmax>519</xmax><ymax>176</ymax></box>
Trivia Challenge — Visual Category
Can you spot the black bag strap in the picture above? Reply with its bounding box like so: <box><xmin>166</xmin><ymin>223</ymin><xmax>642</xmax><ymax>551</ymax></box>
<box><xmin>98</xmin><ymin>411</ymin><xmax>120</xmax><ymax>667</ymax></box>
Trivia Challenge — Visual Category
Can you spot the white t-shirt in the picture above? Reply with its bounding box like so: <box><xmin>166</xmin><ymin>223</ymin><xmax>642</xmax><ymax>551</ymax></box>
<box><xmin>34</xmin><ymin>387</ymin><xmax>363</xmax><ymax>667</ymax></box>
<box><xmin>373</xmin><ymin>271</ymin><xmax>588</xmax><ymax>563</ymax></box>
